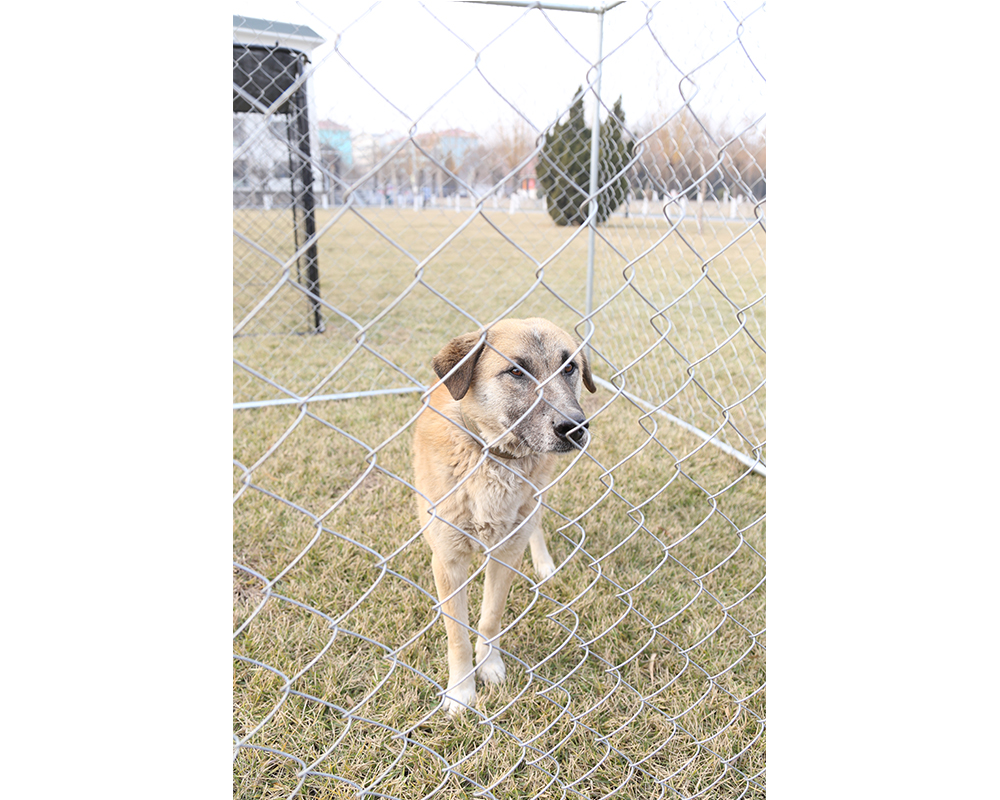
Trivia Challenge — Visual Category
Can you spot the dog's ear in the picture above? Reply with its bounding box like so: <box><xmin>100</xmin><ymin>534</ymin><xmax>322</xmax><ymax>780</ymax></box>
<box><xmin>433</xmin><ymin>330</ymin><xmax>487</xmax><ymax>400</ymax></box>
<box><xmin>578</xmin><ymin>344</ymin><xmax>597</xmax><ymax>393</ymax></box>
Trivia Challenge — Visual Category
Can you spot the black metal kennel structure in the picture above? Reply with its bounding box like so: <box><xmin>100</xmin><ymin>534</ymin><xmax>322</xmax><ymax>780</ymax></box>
<box><xmin>233</xmin><ymin>43</ymin><xmax>323</xmax><ymax>334</ymax></box>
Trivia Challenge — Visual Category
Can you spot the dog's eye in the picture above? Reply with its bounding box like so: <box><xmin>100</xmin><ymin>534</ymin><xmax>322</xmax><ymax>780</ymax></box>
<box><xmin>563</xmin><ymin>363</ymin><xmax>576</xmax><ymax>375</ymax></box>
<box><xmin>509</xmin><ymin>367</ymin><xmax>524</xmax><ymax>377</ymax></box>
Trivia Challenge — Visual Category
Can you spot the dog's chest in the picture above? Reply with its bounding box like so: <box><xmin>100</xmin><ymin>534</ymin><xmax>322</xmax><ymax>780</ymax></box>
<box><xmin>457</xmin><ymin>460</ymin><xmax>536</xmax><ymax>547</ymax></box>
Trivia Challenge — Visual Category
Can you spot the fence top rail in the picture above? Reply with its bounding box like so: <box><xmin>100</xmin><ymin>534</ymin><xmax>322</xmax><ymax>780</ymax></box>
<box><xmin>460</xmin><ymin>0</ymin><xmax>627</xmax><ymax>14</ymax></box>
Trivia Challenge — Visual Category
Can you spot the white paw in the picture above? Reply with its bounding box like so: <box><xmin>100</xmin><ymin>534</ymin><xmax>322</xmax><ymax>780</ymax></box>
<box><xmin>443</xmin><ymin>678</ymin><xmax>476</xmax><ymax>716</ymax></box>
<box><xmin>534</xmin><ymin>556</ymin><xmax>556</xmax><ymax>582</ymax></box>
<box><xmin>475</xmin><ymin>643</ymin><xmax>506</xmax><ymax>684</ymax></box>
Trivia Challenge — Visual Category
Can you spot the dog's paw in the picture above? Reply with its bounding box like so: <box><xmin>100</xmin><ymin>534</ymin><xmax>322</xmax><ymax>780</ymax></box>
<box><xmin>533</xmin><ymin>556</ymin><xmax>557</xmax><ymax>582</ymax></box>
<box><xmin>475</xmin><ymin>644</ymin><xmax>506</xmax><ymax>685</ymax></box>
<box><xmin>443</xmin><ymin>678</ymin><xmax>476</xmax><ymax>716</ymax></box>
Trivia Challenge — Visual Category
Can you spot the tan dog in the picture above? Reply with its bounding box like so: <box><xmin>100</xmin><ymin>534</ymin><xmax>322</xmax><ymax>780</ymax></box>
<box><xmin>413</xmin><ymin>318</ymin><xmax>596</xmax><ymax>715</ymax></box>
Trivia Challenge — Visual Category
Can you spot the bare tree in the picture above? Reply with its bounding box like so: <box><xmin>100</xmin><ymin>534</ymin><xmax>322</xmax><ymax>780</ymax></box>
<box><xmin>634</xmin><ymin>106</ymin><xmax>715</xmax><ymax>199</ymax></box>
<box><xmin>485</xmin><ymin>115</ymin><xmax>539</xmax><ymax>195</ymax></box>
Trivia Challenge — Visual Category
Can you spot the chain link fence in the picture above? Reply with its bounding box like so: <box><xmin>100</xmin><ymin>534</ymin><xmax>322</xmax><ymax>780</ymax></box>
<box><xmin>234</xmin><ymin>2</ymin><xmax>765</xmax><ymax>797</ymax></box>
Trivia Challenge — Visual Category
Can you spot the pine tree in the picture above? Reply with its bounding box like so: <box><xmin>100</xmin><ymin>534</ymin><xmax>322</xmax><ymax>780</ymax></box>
<box><xmin>537</xmin><ymin>89</ymin><xmax>634</xmax><ymax>226</ymax></box>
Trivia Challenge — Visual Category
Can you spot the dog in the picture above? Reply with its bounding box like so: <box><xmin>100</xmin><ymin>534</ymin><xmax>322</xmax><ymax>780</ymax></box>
<box><xmin>413</xmin><ymin>318</ymin><xmax>596</xmax><ymax>715</ymax></box>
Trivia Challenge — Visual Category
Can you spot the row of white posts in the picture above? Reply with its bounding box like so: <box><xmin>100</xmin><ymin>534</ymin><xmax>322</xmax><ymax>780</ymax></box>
<box><xmin>398</xmin><ymin>193</ymin><xmax>530</xmax><ymax>212</ymax></box>
<box><xmin>303</xmin><ymin>190</ymin><xmax>749</xmax><ymax>218</ymax></box>
<box><xmin>640</xmin><ymin>190</ymin><xmax>747</xmax><ymax>220</ymax></box>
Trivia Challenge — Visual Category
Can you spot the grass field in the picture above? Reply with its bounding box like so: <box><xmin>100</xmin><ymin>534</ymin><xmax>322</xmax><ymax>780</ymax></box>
<box><xmin>234</xmin><ymin>206</ymin><xmax>764</xmax><ymax>461</ymax></box>
<box><xmin>233</xmin><ymin>205</ymin><xmax>765</xmax><ymax>798</ymax></box>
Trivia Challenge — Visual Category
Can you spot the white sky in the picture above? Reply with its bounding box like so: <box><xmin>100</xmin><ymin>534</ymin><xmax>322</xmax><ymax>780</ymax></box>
<box><xmin>234</xmin><ymin>0</ymin><xmax>765</xmax><ymax>138</ymax></box>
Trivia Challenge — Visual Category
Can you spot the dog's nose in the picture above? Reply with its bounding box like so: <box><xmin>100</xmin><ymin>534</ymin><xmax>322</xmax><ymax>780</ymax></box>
<box><xmin>554</xmin><ymin>414</ymin><xmax>589</xmax><ymax>445</ymax></box>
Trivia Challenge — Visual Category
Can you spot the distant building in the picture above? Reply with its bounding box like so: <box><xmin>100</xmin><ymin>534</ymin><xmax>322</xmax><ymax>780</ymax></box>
<box><xmin>416</xmin><ymin>129</ymin><xmax>480</xmax><ymax>166</ymax></box>
<box><xmin>383</xmin><ymin>129</ymin><xmax>481</xmax><ymax>197</ymax></box>
<box><xmin>519</xmin><ymin>154</ymin><xmax>539</xmax><ymax>195</ymax></box>
<box><xmin>316</xmin><ymin>121</ymin><xmax>352</xmax><ymax>202</ymax></box>
<box><xmin>318</xmin><ymin>121</ymin><xmax>353</xmax><ymax>169</ymax></box>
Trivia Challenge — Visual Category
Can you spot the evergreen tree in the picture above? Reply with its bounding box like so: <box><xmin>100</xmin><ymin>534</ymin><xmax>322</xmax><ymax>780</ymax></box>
<box><xmin>538</xmin><ymin>89</ymin><xmax>634</xmax><ymax>226</ymax></box>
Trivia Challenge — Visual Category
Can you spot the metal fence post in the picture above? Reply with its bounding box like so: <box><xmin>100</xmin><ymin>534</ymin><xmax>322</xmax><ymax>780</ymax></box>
<box><xmin>292</xmin><ymin>55</ymin><xmax>324</xmax><ymax>335</ymax></box>
<box><xmin>585</xmin><ymin>6</ymin><xmax>605</xmax><ymax>348</ymax></box>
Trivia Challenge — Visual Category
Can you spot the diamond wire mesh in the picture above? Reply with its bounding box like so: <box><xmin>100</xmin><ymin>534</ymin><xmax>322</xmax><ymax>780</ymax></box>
<box><xmin>234</xmin><ymin>3</ymin><xmax>765</xmax><ymax>797</ymax></box>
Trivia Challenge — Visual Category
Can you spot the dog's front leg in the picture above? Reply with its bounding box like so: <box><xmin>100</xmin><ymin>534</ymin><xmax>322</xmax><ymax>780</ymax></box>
<box><xmin>475</xmin><ymin>540</ymin><xmax>525</xmax><ymax>686</ymax></box>
<box><xmin>525</xmin><ymin>500</ymin><xmax>556</xmax><ymax>581</ymax></box>
<box><xmin>430</xmin><ymin>549</ymin><xmax>476</xmax><ymax>716</ymax></box>
<box><xmin>527</xmin><ymin>523</ymin><xmax>556</xmax><ymax>581</ymax></box>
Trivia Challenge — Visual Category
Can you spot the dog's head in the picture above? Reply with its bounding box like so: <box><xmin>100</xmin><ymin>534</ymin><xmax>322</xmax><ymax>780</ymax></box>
<box><xmin>432</xmin><ymin>318</ymin><xmax>596</xmax><ymax>454</ymax></box>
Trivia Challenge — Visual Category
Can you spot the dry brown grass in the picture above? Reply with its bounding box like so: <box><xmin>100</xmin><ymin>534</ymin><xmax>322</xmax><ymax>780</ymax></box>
<box><xmin>234</xmin><ymin>205</ymin><xmax>765</xmax><ymax>798</ymax></box>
